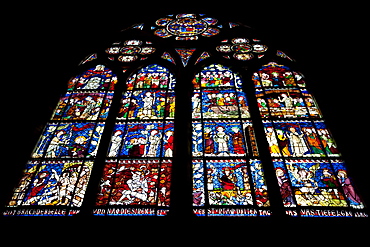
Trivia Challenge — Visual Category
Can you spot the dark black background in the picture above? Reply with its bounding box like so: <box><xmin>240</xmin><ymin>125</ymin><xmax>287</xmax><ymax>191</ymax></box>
<box><xmin>2</xmin><ymin>2</ymin><xmax>369</xmax><ymax>214</ymax></box>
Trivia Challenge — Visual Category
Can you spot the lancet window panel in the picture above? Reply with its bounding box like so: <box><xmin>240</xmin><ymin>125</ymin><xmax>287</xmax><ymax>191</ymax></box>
<box><xmin>254</xmin><ymin>62</ymin><xmax>366</xmax><ymax>217</ymax></box>
<box><xmin>191</xmin><ymin>64</ymin><xmax>270</xmax><ymax>217</ymax></box>
<box><xmin>93</xmin><ymin>64</ymin><xmax>176</xmax><ymax>216</ymax></box>
<box><xmin>5</xmin><ymin>65</ymin><xmax>118</xmax><ymax>216</ymax></box>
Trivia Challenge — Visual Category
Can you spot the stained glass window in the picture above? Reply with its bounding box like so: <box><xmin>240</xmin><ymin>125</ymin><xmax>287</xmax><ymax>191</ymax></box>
<box><xmin>4</xmin><ymin>13</ymin><xmax>367</xmax><ymax>219</ymax></box>
<box><xmin>6</xmin><ymin>65</ymin><xmax>116</xmax><ymax>216</ymax></box>
<box><xmin>94</xmin><ymin>64</ymin><xmax>175</xmax><ymax>216</ymax></box>
<box><xmin>254</xmin><ymin>62</ymin><xmax>365</xmax><ymax>217</ymax></box>
<box><xmin>192</xmin><ymin>64</ymin><xmax>270</xmax><ymax>217</ymax></box>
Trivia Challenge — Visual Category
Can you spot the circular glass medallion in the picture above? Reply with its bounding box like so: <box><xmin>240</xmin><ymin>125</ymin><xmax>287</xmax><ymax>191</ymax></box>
<box><xmin>252</xmin><ymin>44</ymin><xmax>268</xmax><ymax>53</ymax></box>
<box><xmin>118</xmin><ymin>55</ymin><xmax>138</xmax><ymax>62</ymax></box>
<box><xmin>202</xmin><ymin>27</ymin><xmax>219</xmax><ymax>37</ymax></box>
<box><xmin>234</xmin><ymin>53</ymin><xmax>254</xmax><ymax>61</ymax></box>
<box><xmin>232</xmin><ymin>44</ymin><xmax>252</xmax><ymax>53</ymax></box>
<box><xmin>105</xmin><ymin>47</ymin><xmax>120</xmax><ymax>54</ymax></box>
<box><xmin>120</xmin><ymin>46</ymin><xmax>141</xmax><ymax>54</ymax></box>
<box><xmin>201</xmin><ymin>17</ymin><xmax>218</xmax><ymax>25</ymax></box>
<box><xmin>154</xmin><ymin>28</ymin><xmax>172</xmax><ymax>38</ymax></box>
<box><xmin>167</xmin><ymin>18</ymin><xmax>208</xmax><ymax>37</ymax></box>
<box><xmin>156</xmin><ymin>18</ymin><xmax>172</xmax><ymax>26</ymax></box>
<box><xmin>124</xmin><ymin>40</ymin><xmax>142</xmax><ymax>46</ymax></box>
<box><xmin>140</xmin><ymin>47</ymin><xmax>156</xmax><ymax>55</ymax></box>
<box><xmin>232</xmin><ymin>38</ymin><xmax>249</xmax><ymax>44</ymax></box>
<box><xmin>216</xmin><ymin>45</ymin><xmax>232</xmax><ymax>53</ymax></box>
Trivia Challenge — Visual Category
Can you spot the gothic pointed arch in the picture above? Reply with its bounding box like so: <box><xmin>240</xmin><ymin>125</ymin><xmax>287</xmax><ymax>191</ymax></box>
<box><xmin>3</xmin><ymin>13</ymin><xmax>367</xmax><ymax>219</ymax></box>
<box><xmin>95</xmin><ymin>63</ymin><xmax>176</xmax><ymax>216</ymax></box>
<box><xmin>191</xmin><ymin>63</ymin><xmax>270</xmax><ymax>216</ymax></box>
<box><xmin>6</xmin><ymin>65</ymin><xmax>117</xmax><ymax>215</ymax></box>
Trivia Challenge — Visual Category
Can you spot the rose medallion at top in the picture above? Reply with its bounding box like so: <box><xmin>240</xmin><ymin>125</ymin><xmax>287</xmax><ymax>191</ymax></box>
<box><xmin>154</xmin><ymin>14</ymin><xmax>220</xmax><ymax>40</ymax></box>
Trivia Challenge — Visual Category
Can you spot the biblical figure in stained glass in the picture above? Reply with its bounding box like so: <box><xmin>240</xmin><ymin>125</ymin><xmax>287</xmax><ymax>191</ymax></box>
<box><xmin>9</xmin><ymin>161</ymin><xmax>93</xmax><ymax>207</ymax></box>
<box><xmin>33</xmin><ymin>122</ymin><xmax>105</xmax><ymax>159</ymax></box>
<box><xmin>263</xmin><ymin>120</ymin><xmax>329</xmax><ymax>157</ymax></box>
<box><xmin>117</xmin><ymin>90</ymin><xmax>175</xmax><ymax>120</ymax></box>
<box><xmin>68</xmin><ymin>65</ymin><xmax>117</xmax><ymax>91</ymax></box>
<box><xmin>52</xmin><ymin>92</ymin><xmax>113</xmax><ymax>120</ymax></box>
<box><xmin>108</xmin><ymin>122</ymin><xmax>174</xmax><ymax>158</ymax></box>
<box><xmin>96</xmin><ymin>159</ymin><xmax>172</xmax><ymax>207</ymax></box>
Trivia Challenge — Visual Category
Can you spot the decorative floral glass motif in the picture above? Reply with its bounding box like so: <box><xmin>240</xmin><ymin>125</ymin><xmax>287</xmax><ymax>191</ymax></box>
<box><xmin>154</xmin><ymin>14</ymin><xmax>220</xmax><ymax>40</ymax></box>
<box><xmin>161</xmin><ymin>52</ymin><xmax>176</xmax><ymax>64</ymax></box>
<box><xmin>175</xmin><ymin>48</ymin><xmax>196</xmax><ymax>66</ymax></box>
<box><xmin>80</xmin><ymin>53</ymin><xmax>97</xmax><ymax>65</ymax></box>
<box><xmin>195</xmin><ymin>51</ymin><xmax>211</xmax><ymax>65</ymax></box>
<box><xmin>105</xmin><ymin>40</ymin><xmax>156</xmax><ymax>62</ymax></box>
<box><xmin>216</xmin><ymin>38</ymin><xmax>268</xmax><ymax>61</ymax></box>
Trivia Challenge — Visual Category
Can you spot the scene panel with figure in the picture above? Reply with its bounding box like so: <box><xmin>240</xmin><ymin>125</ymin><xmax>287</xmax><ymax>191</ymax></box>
<box><xmin>197</xmin><ymin>88</ymin><xmax>249</xmax><ymax>119</ymax></box>
<box><xmin>8</xmin><ymin>160</ymin><xmax>93</xmax><ymax>208</ymax></box>
<box><xmin>51</xmin><ymin>92</ymin><xmax>114</xmax><ymax>121</ymax></box>
<box><xmin>192</xmin><ymin>159</ymin><xmax>270</xmax><ymax>216</ymax></box>
<box><xmin>67</xmin><ymin>65</ymin><xmax>117</xmax><ymax>91</ymax></box>
<box><xmin>253</xmin><ymin>62</ymin><xmax>304</xmax><ymax>88</ymax></box>
<box><xmin>255</xmin><ymin>88</ymin><xmax>310</xmax><ymax>118</ymax></box>
<box><xmin>126</xmin><ymin>64</ymin><xmax>176</xmax><ymax>90</ymax></box>
<box><xmin>206</xmin><ymin>159</ymin><xmax>254</xmax><ymax>206</ymax></box>
<box><xmin>253</xmin><ymin>63</ymin><xmax>321</xmax><ymax>118</ymax></box>
<box><xmin>314</xmin><ymin>121</ymin><xmax>341</xmax><ymax>157</ymax></box>
<box><xmin>96</xmin><ymin>159</ymin><xmax>172</xmax><ymax>208</ymax></box>
<box><xmin>262</xmin><ymin>120</ymin><xmax>331</xmax><ymax>157</ymax></box>
<box><xmin>192</xmin><ymin>120</ymin><xmax>248</xmax><ymax>157</ymax></box>
<box><xmin>192</xmin><ymin>64</ymin><xmax>242</xmax><ymax>89</ymax></box>
<box><xmin>32</xmin><ymin>122</ymin><xmax>105</xmax><ymax>159</ymax></box>
<box><xmin>107</xmin><ymin>121</ymin><xmax>174</xmax><ymax>158</ymax></box>
<box><xmin>117</xmin><ymin>90</ymin><xmax>175</xmax><ymax>120</ymax></box>
<box><xmin>273</xmin><ymin>159</ymin><xmax>349</xmax><ymax>208</ymax></box>
<box><xmin>331</xmin><ymin>160</ymin><xmax>365</xmax><ymax>209</ymax></box>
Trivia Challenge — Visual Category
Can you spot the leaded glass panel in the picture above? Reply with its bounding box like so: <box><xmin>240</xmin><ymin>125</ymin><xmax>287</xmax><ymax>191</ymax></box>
<box><xmin>192</xmin><ymin>64</ymin><xmax>270</xmax><ymax>217</ymax></box>
<box><xmin>255</xmin><ymin>62</ymin><xmax>365</xmax><ymax>217</ymax></box>
<box><xmin>94</xmin><ymin>64</ymin><xmax>175</xmax><ymax>216</ymax></box>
